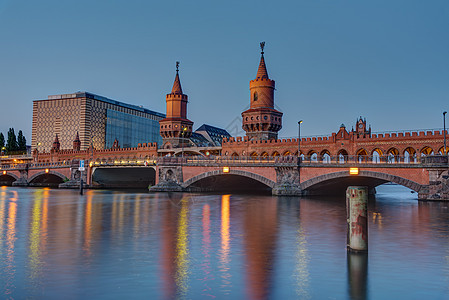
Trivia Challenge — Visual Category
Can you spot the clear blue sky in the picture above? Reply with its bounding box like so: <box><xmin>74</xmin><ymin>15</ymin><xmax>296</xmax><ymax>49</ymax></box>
<box><xmin>0</xmin><ymin>0</ymin><xmax>448</xmax><ymax>142</ymax></box>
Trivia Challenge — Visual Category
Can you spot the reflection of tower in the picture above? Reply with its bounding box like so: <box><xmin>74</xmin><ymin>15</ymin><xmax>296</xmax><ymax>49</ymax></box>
<box><xmin>159</xmin><ymin>62</ymin><xmax>194</xmax><ymax>149</ymax></box>
<box><xmin>243</xmin><ymin>197</ymin><xmax>278</xmax><ymax>300</ymax></box>
<box><xmin>242</xmin><ymin>42</ymin><xmax>283</xmax><ymax>141</ymax></box>
<box><xmin>159</xmin><ymin>194</ymin><xmax>190</xmax><ymax>299</ymax></box>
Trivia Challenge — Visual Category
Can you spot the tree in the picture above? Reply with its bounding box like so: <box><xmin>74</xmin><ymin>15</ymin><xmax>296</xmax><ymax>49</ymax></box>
<box><xmin>0</xmin><ymin>132</ymin><xmax>4</xmax><ymax>151</ymax></box>
<box><xmin>6</xmin><ymin>128</ymin><xmax>18</xmax><ymax>152</ymax></box>
<box><xmin>17</xmin><ymin>130</ymin><xmax>26</xmax><ymax>151</ymax></box>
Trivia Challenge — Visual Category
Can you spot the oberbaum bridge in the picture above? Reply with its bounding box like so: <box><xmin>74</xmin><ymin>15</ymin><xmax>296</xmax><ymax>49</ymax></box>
<box><xmin>1</xmin><ymin>44</ymin><xmax>448</xmax><ymax>201</ymax></box>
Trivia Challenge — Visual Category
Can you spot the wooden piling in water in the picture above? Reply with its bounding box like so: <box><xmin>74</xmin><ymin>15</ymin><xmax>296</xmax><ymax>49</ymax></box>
<box><xmin>346</xmin><ymin>186</ymin><xmax>368</xmax><ymax>252</ymax></box>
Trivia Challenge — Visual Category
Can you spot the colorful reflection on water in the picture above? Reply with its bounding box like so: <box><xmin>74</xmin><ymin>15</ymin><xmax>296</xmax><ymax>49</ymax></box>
<box><xmin>0</xmin><ymin>185</ymin><xmax>448</xmax><ymax>299</ymax></box>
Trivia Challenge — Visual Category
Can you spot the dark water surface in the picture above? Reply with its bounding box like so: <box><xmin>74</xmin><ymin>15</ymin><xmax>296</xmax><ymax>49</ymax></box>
<box><xmin>0</xmin><ymin>185</ymin><xmax>448</xmax><ymax>299</ymax></box>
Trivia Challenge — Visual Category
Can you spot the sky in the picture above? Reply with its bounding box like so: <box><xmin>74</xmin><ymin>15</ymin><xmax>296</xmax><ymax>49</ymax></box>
<box><xmin>0</xmin><ymin>0</ymin><xmax>448</xmax><ymax>142</ymax></box>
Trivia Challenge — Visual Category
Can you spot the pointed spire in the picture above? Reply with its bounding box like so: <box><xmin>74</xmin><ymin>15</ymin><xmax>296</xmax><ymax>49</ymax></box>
<box><xmin>256</xmin><ymin>42</ymin><xmax>269</xmax><ymax>79</ymax></box>
<box><xmin>73</xmin><ymin>132</ymin><xmax>81</xmax><ymax>151</ymax></box>
<box><xmin>52</xmin><ymin>134</ymin><xmax>60</xmax><ymax>151</ymax></box>
<box><xmin>171</xmin><ymin>61</ymin><xmax>183</xmax><ymax>94</ymax></box>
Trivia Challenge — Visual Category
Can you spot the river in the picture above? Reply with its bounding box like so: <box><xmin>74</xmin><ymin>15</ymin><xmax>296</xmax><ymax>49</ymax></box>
<box><xmin>0</xmin><ymin>185</ymin><xmax>448</xmax><ymax>299</ymax></box>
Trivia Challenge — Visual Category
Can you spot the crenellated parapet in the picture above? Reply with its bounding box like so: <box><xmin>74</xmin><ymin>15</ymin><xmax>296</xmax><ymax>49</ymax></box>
<box><xmin>33</xmin><ymin>142</ymin><xmax>159</xmax><ymax>163</ymax></box>
<box><xmin>222</xmin><ymin>127</ymin><xmax>448</xmax><ymax>159</ymax></box>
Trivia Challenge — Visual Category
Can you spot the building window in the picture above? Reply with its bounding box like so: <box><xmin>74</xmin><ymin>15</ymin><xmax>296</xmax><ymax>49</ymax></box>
<box><xmin>253</xmin><ymin>92</ymin><xmax>258</xmax><ymax>101</ymax></box>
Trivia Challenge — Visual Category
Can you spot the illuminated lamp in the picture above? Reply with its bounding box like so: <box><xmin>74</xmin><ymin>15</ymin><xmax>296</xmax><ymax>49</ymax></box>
<box><xmin>45</xmin><ymin>169</ymin><xmax>49</xmax><ymax>173</ymax></box>
<box><xmin>223</xmin><ymin>167</ymin><xmax>230</xmax><ymax>173</ymax></box>
<box><xmin>349</xmin><ymin>168</ymin><xmax>359</xmax><ymax>175</ymax></box>
<box><xmin>2</xmin><ymin>171</ymin><xmax>6</xmax><ymax>175</ymax></box>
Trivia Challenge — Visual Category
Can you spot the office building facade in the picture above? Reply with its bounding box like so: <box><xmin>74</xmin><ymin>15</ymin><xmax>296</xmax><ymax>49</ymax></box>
<box><xmin>32</xmin><ymin>92</ymin><xmax>164</xmax><ymax>152</ymax></box>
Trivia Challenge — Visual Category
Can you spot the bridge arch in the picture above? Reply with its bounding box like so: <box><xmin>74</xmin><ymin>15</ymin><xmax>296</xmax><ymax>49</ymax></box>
<box><xmin>301</xmin><ymin>170</ymin><xmax>422</xmax><ymax>195</ymax></box>
<box><xmin>182</xmin><ymin>169</ymin><xmax>276</xmax><ymax>192</ymax></box>
<box><xmin>0</xmin><ymin>173</ymin><xmax>19</xmax><ymax>185</ymax></box>
<box><xmin>28</xmin><ymin>170</ymin><xmax>67</xmax><ymax>187</ymax></box>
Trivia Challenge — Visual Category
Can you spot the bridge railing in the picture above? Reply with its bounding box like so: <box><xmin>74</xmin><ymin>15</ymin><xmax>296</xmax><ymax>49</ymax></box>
<box><xmin>0</xmin><ymin>160</ymin><xmax>72</xmax><ymax>171</ymax></box>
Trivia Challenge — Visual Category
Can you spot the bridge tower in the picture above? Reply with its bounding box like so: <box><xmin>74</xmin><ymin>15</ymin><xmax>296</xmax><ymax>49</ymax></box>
<box><xmin>73</xmin><ymin>132</ymin><xmax>81</xmax><ymax>151</ymax></box>
<box><xmin>159</xmin><ymin>62</ymin><xmax>194</xmax><ymax>149</ymax></box>
<box><xmin>242</xmin><ymin>42</ymin><xmax>283</xmax><ymax>141</ymax></box>
<box><xmin>52</xmin><ymin>134</ymin><xmax>60</xmax><ymax>151</ymax></box>
<box><xmin>354</xmin><ymin>117</ymin><xmax>371</xmax><ymax>138</ymax></box>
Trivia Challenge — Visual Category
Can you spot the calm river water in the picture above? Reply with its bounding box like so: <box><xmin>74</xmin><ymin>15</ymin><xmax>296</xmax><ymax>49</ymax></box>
<box><xmin>0</xmin><ymin>185</ymin><xmax>448</xmax><ymax>299</ymax></box>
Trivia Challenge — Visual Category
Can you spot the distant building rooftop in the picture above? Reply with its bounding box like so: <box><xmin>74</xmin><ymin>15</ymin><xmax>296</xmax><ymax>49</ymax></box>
<box><xmin>44</xmin><ymin>91</ymin><xmax>165</xmax><ymax>118</ymax></box>
<box><xmin>193</xmin><ymin>124</ymin><xmax>231</xmax><ymax>147</ymax></box>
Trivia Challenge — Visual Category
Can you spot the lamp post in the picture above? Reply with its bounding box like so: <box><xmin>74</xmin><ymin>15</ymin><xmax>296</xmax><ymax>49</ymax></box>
<box><xmin>298</xmin><ymin>120</ymin><xmax>303</xmax><ymax>162</ymax></box>
<box><xmin>181</xmin><ymin>127</ymin><xmax>187</xmax><ymax>164</ymax></box>
<box><xmin>298</xmin><ymin>120</ymin><xmax>303</xmax><ymax>186</ymax></box>
<box><xmin>444</xmin><ymin>111</ymin><xmax>447</xmax><ymax>155</ymax></box>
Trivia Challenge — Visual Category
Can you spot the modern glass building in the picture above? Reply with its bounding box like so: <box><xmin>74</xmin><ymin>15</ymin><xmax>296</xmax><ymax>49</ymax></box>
<box><xmin>32</xmin><ymin>92</ymin><xmax>164</xmax><ymax>151</ymax></box>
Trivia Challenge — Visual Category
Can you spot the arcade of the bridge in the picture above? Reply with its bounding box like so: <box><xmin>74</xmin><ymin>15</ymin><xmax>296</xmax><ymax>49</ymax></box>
<box><xmin>227</xmin><ymin>146</ymin><xmax>448</xmax><ymax>162</ymax></box>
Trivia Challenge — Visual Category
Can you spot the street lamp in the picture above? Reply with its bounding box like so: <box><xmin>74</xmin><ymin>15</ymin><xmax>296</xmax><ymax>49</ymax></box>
<box><xmin>298</xmin><ymin>120</ymin><xmax>303</xmax><ymax>161</ymax></box>
<box><xmin>444</xmin><ymin>111</ymin><xmax>447</xmax><ymax>155</ymax></box>
<box><xmin>298</xmin><ymin>120</ymin><xmax>303</xmax><ymax>185</ymax></box>
<box><xmin>181</xmin><ymin>126</ymin><xmax>188</xmax><ymax>163</ymax></box>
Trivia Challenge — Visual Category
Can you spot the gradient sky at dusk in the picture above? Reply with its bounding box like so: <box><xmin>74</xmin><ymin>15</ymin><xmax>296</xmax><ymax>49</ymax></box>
<box><xmin>0</xmin><ymin>0</ymin><xmax>448</xmax><ymax>142</ymax></box>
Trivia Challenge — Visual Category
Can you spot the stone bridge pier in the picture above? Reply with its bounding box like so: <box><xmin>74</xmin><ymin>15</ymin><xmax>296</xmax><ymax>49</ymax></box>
<box><xmin>59</xmin><ymin>160</ymin><xmax>88</xmax><ymax>189</ymax></box>
<box><xmin>149</xmin><ymin>161</ymin><xmax>302</xmax><ymax>196</ymax></box>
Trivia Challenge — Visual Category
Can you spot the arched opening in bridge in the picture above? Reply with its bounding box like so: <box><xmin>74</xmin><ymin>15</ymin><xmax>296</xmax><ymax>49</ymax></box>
<box><xmin>307</xmin><ymin>150</ymin><xmax>318</xmax><ymax>162</ymax></box>
<box><xmin>0</xmin><ymin>174</ymin><xmax>17</xmax><ymax>186</ymax></box>
<box><xmin>29</xmin><ymin>173</ymin><xmax>65</xmax><ymax>187</ymax></box>
<box><xmin>272</xmin><ymin>151</ymin><xmax>280</xmax><ymax>157</ymax></box>
<box><xmin>404</xmin><ymin>147</ymin><xmax>417</xmax><ymax>163</ymax></box>
<box><xmin>438</xmin><ymin>146</ymin><xmax>449</xmax><ymax>155</ymax></box>
<box><xmin>186</xmin><ymin>174</ymin><xmax>272</xmax><ymax>194</ymax></box>
<box><xmin>420</xmin><ymin>146</ymin><xmax>434</xmax><ymax>156</ymax></box>
<box><xmin>92</xmin><ymin>167</ymin><xmax>156</xmax><ymax>189</ymax></box>
<box><xmin>320</xmin><ymin>150</ymin><xmax>331</xmax><ymax>163</ymax></box>
<box><xmin>261</xmin><ymin>151</ymin><xmax>269</xmax><ymax>157</ymax></box>
<box><xmin>337</xmin><ymin>149</ymin><xmax>348</xmax><ymax>163</ymax></box>
<box><xmin>231</xmin><ymin>152</ymin><xmax>239</xmax><ymax>157</ymax></box>
<box><xmin>357</xmin><ymin>148</ymin><xmax>368</xmax><ymax>163</ymax></box>
<box><xmin>302</xmin><ymin>171</ymin><xmax>420</xmax><ymax>197</ymax></box>
<box><xmin>387</xmin><ymin>148</ymin><xmax>399</xmax><ymax>163</ymax></box>
<box><xmin>372</xmin><ymin>148</ymin><xmax>382</xmax><ymax>163</ymax></box>
<box><xmin>283</xmin><ymin>150</ymin><xmax>291</xmax><ymax>156</ymax></box>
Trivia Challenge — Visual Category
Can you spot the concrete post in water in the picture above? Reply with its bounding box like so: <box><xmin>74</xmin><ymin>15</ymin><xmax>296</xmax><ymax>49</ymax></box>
<box><xmin>346</xmin><ymin>186</ymin><xmax>368</xmax><ymax>252</ymax></box>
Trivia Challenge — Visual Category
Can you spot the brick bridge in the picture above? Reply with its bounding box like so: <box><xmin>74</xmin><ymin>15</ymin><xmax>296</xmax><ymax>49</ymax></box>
<box><xmin>2</xmin><ymin>154</ymin><xmax>447</xmax><ymax>200</ymax></box>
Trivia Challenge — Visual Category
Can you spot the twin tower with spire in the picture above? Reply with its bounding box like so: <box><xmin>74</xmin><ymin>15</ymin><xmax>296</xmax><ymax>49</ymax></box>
<box><xmin>159</xmin><ymin>42</ymin><xmax>283</xmax><ymax>148</ymax></box>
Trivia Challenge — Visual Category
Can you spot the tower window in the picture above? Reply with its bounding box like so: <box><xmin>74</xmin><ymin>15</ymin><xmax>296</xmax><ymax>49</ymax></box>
<box><xmin>253</xmin><ymin>92</ymin><xmax>258</xmax><ymax>101</ymax></box>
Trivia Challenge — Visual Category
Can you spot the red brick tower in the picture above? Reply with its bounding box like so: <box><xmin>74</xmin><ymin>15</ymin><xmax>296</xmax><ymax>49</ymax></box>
<box><xmin>52</xmin><ymin>134</ymin><xmax>60</xmax><ymax>151</ymax></box>
<box><xmin>354</xmin><ymin>117</ymin><xmax>371</xmax><ymax>138</ymax></box>
<box><xmin>73</xmin><ymin>132</ymin><xmax>81</xmax><ymax>151</ymax></box>
<box><xmin>242</xmin><ymin>42</ymin><xmax>283</xmax><ymax>140</ymax></box>
<box><xmin>159</xmin><ymin>62</ymin><xmax>194</xmax><ymax>148</ymax></box>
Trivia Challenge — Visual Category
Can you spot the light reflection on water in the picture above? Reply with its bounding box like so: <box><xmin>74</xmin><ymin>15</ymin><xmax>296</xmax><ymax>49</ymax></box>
<box><xmin>0</xmin><ymin>185</ymin><xmax>448</xmax><ymax>299</ymax></box>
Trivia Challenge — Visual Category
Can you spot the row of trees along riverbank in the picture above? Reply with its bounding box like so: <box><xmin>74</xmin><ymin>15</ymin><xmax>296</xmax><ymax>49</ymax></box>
<box><xmin>0</xmin><ymin>128</ymin><xmax>27</xmax><ymax>155</ymax></box>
